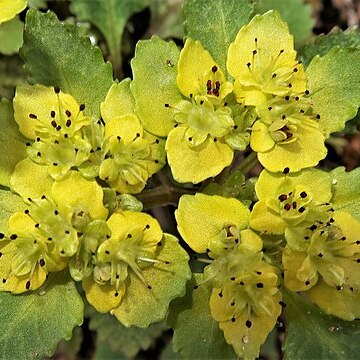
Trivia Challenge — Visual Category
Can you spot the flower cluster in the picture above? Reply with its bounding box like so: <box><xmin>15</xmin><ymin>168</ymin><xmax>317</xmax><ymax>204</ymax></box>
<box><xmin>132</xmin><ymin>11</ymin><xmax>327</xmax><ymax>184</ymax></box>
<box><xmin>0</xmin><ymin>79</ymin><xmax>190</xmax><ymax>327</ymax></box>
<box><xmin>1</xmin><ymin>5</ymin><xmax>359</xmax><ymax>360</ymax></box>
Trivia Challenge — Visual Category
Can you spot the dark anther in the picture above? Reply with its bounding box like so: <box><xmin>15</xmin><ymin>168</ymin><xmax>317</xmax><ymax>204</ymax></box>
<box><xmin>26</xmin><ymin>142</ymin><xmax>31</xmax><ymax>146</ymax></box>
<box><xmin>206</xmin><ymin>248</ymin><xmax>210</xmax><ymax>253</ymax></box>
<box><xmin>295</xmin><ymin>96</ymin><xmax>299</xmax><ymax>101</ymax></box>
<box><xmin>158</xmin><ymin>241</ymin><xmax>162</xmax><ymax>246</ymax></box>
<box><xmin>39</xmin><ymin>259</ymin><xmax>45</xmax><ymax>266</ymax></box>
<box><xmin>2</xmin><ymin>279</ymin><xmax>6</xmax><ymax>283</ymax></box>
<box><xmin>256</xmin><ymin>282</ymin><xmax>264</xmax><ymax>288</ymax></box>
<box><xmin>188</xmin><ymin>137</ymin><xmax>192</xmax><ymax>141</ymax></box>
<box><xmin>247</xmin><ymin>62</ymin><xmax>251</xmax><ymax>67</ymax></box>
<box><xmin>268</xmin><ymin>107</ymin><xmax>272</xmax><ymax>111</ymax></box>
<box><xmin>218</xmin><ymin>291</ymin><xmax>223</xmax><ymax>298</ymax></box>
<box><xmin>24</xmin><ymin>209</ymin><xmax>29</xmax><ymax>215</ymax></box>
<box><xmin>54</xmin><ymin>87</ymin><xmax>60</xmax><ymax>93</ymax></box>
<box><xmin>284</xmin><ymin>204</ymin><xmax>291</xmax><ymax>211</ymax></box>
<box><xmin>56</xmin><ymin>125</ymin><xmax>61</xmax><ymax>131</ymax></box>
<box><xmin>336</xmin><ymin>285</ymin><xmax>342</xmax><ymax>291</ymax></box>
<box><xmin>300</xmin><ymin>109</ymin><xmax>305</xmax><ymax>114</ymax></box>
<box><xmin>115</xmin><ymin>292</ymin><xmax>119</xmax><ymax>297</ymax></box>
<box><xmin>147</xmin><ymin>285</ymin><xmax>152</xmax><ymax>290</ymax></box>
<box><xmin>294</xmin><ymin>68</ymin><xmax>298</xmax><ymax>72</ymax></box>
<box><xmin>29</xmin><ymin>114</ymin><xmax>37</xmax><ymax>119</ymax></box>
<box><xmin>212</xmin><ymin>65</ymin><xmax>218</xmax><ymax>73</ymax></box>
<box><xmin>0</xmin><ymin>233</ymin><xmax>4</xmax><ymax>239</ymax></box>
<box><xmin>309</xmin><ymin>224</ymin><xmax>317</xmax><ymax>231</ymax></box>
<box><xmin>279</xmin><ymin>49</ymin><xmax>284</xmax><ymax>54</ymax></box>
<box><xmin>127</xmin><ymin>234</ymin><xmax>132</xmax><ymax>238</ymax></box>
<box><xmin>292</xmin><ymin>202</ymin><xmax>297</xmax><ymax>209</ymax></box>
<box><xmin>284</xmin><ymin>96</ymin><xmax>290</xmax><ymax>101</ymax></box>
<box><xmin>26</xmin><ymin>280</ymin><xmax>31</xmax><ymax>289</ymax></box>
<box><xmin>37</xmin><ymin>152</ymin><xmax>41</xmax><ymax>157</ymax></box>
<box><xmin>154</xmin><ymin>159</ymin><xmax>159</xmax><ymax>164</ymax></box>
<box><xmin>231</xmin><ymin>317</ymin><xmax>236</xmax><ymax>323</ymax></box>
<box><xmin>164</xmin><ymin>103</ymin><xmax>169</xmax><ymax>108</ymax></box>
<box><xmin>305</xmin><ymin>280</ymin><xmax>310</xmax><ymax>285</ymax></box>
<box><xmin>35</xmin><ymin>223</ymin><xmax>39</xmax><ymax>228</ymax></box>
<box><xmin>316</xmin><ymin>114</ymin><xmax>321</xmax><ymax>119</ymax></box>
<box><xmin>253</xmin><ymin>50</ymin><xmax>257</xmax><ymax>55</ymax></box>
<box><xmin>200</xmin><ymin>100</ymin><xmax>204</xmax><ymax>105</ymax></box>
<box><xmin>298</xmin><ymin>207</ymin><xmax>305</xmax><ymax>213</ymax></box>
<box><xmin>65</xmin><ymin>110</ymin><xmax>71</xmax><ymax>117</ymax></box>
<box><xmin>10</xmin><ymin>234</ymin><xmax>17</xmax><ymax>240</ymax></box>
<box><xmin>245</xmin><ymin>320</ymin><xmax>252</xmax><ymax>328</ymax></box>
<box><xmin>272</xmin><ymin>73</ymin><xmax>276</xmax><ymax>78</ymax></box>
<box><xmin>282</xmin><ymin>115</ymin><xmax>286</xmax><ymax>119</ymax></box>
<box><xmin>239</xmin><ymin>281</ymin><xmax>245</xmax><ymax>286</ymax></box>
<box><xmin>283</xmin><ymin>167</ymin><xmax>290</xmax><ymax>174</ymax></box>
<box><xmin>66</xmin><ymin>119</ymin><xmax>71</xmax><ymax>127</ymax></box>
<box><xmin>213</xmin><ymin>138</ymin><xmax>217</xmax><ymax>142</ymax></box>
<box><xmin>36</xmin><ymin>137</ymin><xmax>40</xmax><ymax>141</ymax></box>
<box><xmin>300</xmin><ymin>191</ymin><xmax>307</xmax><ymax>198</ymax></box>
<box><xmin>231</xmin><ymin>277</ymin><xmax>236</xmax><ymax>281</ymax></box>
<box><xmin>318</xmin><ymin>253</ymin><xmax>323</xmax><ymax>258</ymax></box>
<box><xmin>80</xmin><ymin>104</ymin><xmax>86</xmax><ymax>111</ymax></box>
<box><xmin>105</xmin><ymin>250</ymin><xmax>110</xmax><ymax>254</ymax></box>
<box><xmin>305</xmin><ymin>90</ymin><xmax>310</xmax><ymax>95</ymax></box>
<box><xmin>51</xmin><ymin>120</ymin><xmax>57</xmax><ymax>127</ymax></box>
<box><xmin>51</xmin><ymin>110</ymin><xmax>56</xmax><ymax>118</ymax></box>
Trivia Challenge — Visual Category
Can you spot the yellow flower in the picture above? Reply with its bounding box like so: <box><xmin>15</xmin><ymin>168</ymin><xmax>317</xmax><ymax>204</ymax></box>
<box><xmin>99</xmin><ymin>80</ymin><xmax>165</xmax><ymax>193</ymax></box>
<box><xmin>164</xmin><ymin>39</ymin><xmax>254</xmax><ymax>183</ymax></box>
<box><xmin>13</xmin><ymin>84</ymin><xmax>93</xmax><ymax>179</ymax></box>
<box><xmin>283</xmin><ymin>211</ymin><xmax>360</xmax><ymax>320</ymax></box>
<box><xmin>227</xmin><ymin>11</ymin><xmax>306</xmax><ymax>106</ymax></box>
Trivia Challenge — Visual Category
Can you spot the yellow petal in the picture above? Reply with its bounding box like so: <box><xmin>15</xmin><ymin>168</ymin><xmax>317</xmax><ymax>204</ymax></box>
<box><xmin>83</xmin><ymin>276</ymin><xmax>124</xmax><ymax>313</ymax></box>
<box><xmin>227</xmin><ymin>11</ymin><xmax>306</xmax><ymax>106</ymax></box>
<box><xmin>176</xmin><ymin>193</ymin><xmax>249</xmax><ymax>253</ymax></box>
<box><xmin>255</xmin><ymin>169</ymin><xmax>333</xmax><ymax>204</ymax></box>
<box><xmin>13</xmin><ymin>83</ymin><xmax>86</xmax><ymax>139</ymax></box>
<box><xmin>52</xmin><ymin>171</ymin><xmax>108</xmax><ymax>221</ymax></box>
<box><xmin>166</xmin><ymin>126</ymin><xmax>233</xmax><ymax>184</ymax></box>
<box><xmin>100</xmin><ymin>79</ymin><xmax>135</xmax><ymax>122</ymax></box>
<box><xmin>0</xmin><ymin>0</ymin><xmax>26</xmax><ymax>25</ymax></box>
<box><xmin>249</xmin><ymin>200</ymin><xmax>287</xmax><ymax>235</ymax></box>
<box><xmin>250</xmin><ymin>120</ymin><xmax>275</xmax><ymax>152</ymax></box>
<box><xmin>104</xmin><ymin>114</ymin><xmax>143</xmax><ymax>144</ymax></box>
<box><xmin>10</xmin><ymin>158</ymin><xmax>53</xmax><ymax>200</ymax></box>
<box><xmin>107</xmin><ymin>211</ymin><xmax>163</xmax><ymax>248</ymax></box>
<box><xmin>177</xmin><ymin>39</ymin><xmax>220</xmax><ymax>98</ymax></box>
<box><xmin>257</xmin><ymin>121</ymin><xmax>327</xmax><ymax>173</ymax></box>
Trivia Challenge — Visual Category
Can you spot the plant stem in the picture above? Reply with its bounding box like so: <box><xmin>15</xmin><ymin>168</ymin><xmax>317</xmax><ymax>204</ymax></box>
<box><xmin>237</xmin><ymin>152</ymin><xmax>259</xmax><ymax>174</ymax></box>
<box><xmin>135</xmin><ymin>185</ymin><xmax>194</xmax><ymax>210</ymax></box>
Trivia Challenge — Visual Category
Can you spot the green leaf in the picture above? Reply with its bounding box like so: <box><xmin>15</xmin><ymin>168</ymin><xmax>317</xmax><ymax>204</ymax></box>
<box><xmin>0</xmin><ymin>17</ymin><xmax>23</xmax><ymax>55</ymax></box>
<box><xmin>89</xmin><ymin>307</ymin><xmax>165</xmax><ymax>358</ymax></box>
<box><xmin>300</xmin><ymin>27</ymin><xmax>360</xmax><ymax>67</ymax></box>
<box><xmin>131</xmin><ymin>36</ymin><xmax>182</xmax><ymax>136</ymax></box>
<box><xmin>0</xmin><ymin>271</ymin><xmax>84</xmax><ymax>360</ymax></box>
<box><xmin>112</xmin><ymin>234</ymin><xmax>191</xmax><ymax>327</ymax></box>
<box><xmin>0</xmin><ymin>55</ymin><xmax>26</xmax><ymax>100</ymax></box>
<box><xmin>28</xmin><ymin>0</ymin><xmax>47</xmax><ymax>9</ymax></box>
<box><xmin>282</xmin><ymin>290</ymin><xmax>360</xmax><ymax>360</ymax></box>
<box><xmin>0</xmin><ymin>99</ymin><xmax>26</xmax><ymax>187</ymax></box>
<box><xmin>183</xmin><ymin>0</ymin><xmax>254</xmax><ymax>72</ymax></box>
<box><xmin>160</xmin><ymin>341</ymin><xmax>183</xmax><ymax>360</ymax></box>
<box><xmin>20</xmin><ymin>9</ymin><xmax>113</xmax><ymax>118</ymax></box>
<box><xmin>0</xmin><ymin>188</ymin><xmax>27</xmax><ymax>234</ymax></box>
<box><xmin>256</xmin><ymin>0</ymin><xmax>314</xmax><ymax>43</ymax></box>
<box><xmin>168</xmin><ymin>274</ymin><xmax>237</xmax><ymax>360</ymax></box>
<box><xmin>306</xmin><ymin>47</ymin><xmax>360</xmax><ymax>137</ymax></box>
<box><xmin>94</xmin><ymin>343</ymin><xmax>128</xmax><ymax>360</ymax></box>
<box><xmin>70</xmin><ymin>0</ymin><xmax>148</xmax><ymax>76</ymax></box>
<box><xmin>149</xmin><ymin>0</ymin><xmax>184</xmax><ymax>39</ymax></box>
<box><xmin>331</xmin><ymin>167</ymin><xmax>360</xmax><ymax>221</ymax></box>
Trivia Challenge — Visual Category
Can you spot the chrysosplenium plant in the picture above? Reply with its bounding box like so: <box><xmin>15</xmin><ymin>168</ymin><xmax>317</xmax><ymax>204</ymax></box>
<box><xmin>1</xmin><ymin>1</ymin><xmax>360</xmax><ymax>359</ymax></box>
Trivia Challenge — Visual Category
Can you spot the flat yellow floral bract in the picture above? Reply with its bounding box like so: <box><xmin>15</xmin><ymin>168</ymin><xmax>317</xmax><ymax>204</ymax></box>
<box><xmin>0</xmin><ymin>0</ymin><xmax>26</xmax><ymax>25</ymax></box>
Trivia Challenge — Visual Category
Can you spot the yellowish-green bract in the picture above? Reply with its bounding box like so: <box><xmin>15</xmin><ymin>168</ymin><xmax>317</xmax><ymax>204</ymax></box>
<box><xmin>0</xmin><ymin>0</ymin><xmax>26</xmax><ymax>25</ymax></box>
